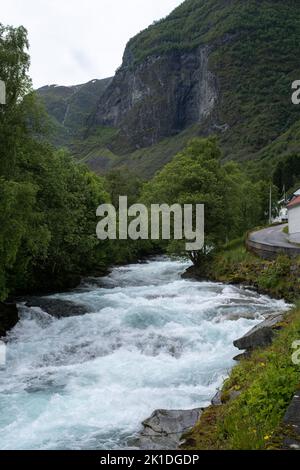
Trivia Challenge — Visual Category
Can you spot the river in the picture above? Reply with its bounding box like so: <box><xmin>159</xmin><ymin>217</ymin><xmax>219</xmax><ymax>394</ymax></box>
<box><xmin>0</xmin><ymin>257</ymin><xmax>289</xmax><ymax>450</ymax></box>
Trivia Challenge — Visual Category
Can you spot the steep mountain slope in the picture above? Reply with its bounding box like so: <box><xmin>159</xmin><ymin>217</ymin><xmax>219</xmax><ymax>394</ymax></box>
<box><xmin>37</xmin><ymin>77</ymin><xmax>112</xmax><ymax>146</ymax></box>
<box><xmin>38</xmin><ymin>0</ymin><xmax>300</xmax><ymax>178</ymax></box>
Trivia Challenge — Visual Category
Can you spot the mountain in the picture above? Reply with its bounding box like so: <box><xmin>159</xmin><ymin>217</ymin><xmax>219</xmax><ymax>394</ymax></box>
<box><xmin>38</xmin><ymin>0</ymin><xmax>300</xmax><ymax>178</ymax></box>
<box><xmin>36</xmin><ymin>78</ymin><xmax>112</xmax><ymax>146</ymax></box>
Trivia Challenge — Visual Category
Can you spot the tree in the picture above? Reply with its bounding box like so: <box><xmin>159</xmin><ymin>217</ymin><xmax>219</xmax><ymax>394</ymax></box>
<box><xmin>0</xmin><ymin>24</ymin><xmax>33</xmax><ymax>177</ymax></box>
<box><xmin>273</xmin><ymin>153</ymin><xmax>300</xmax><ymax>193</ymax></box>
<box><xmin>142</xmin><ymin>137</ymin><xmax>267</xmax><ymax>263</ymax></box>
<box><xmin>0</xmin><ymin>23</ymin><xmax>111</xmax><ymax>298</ymax></box>
<box><xmin>105</xmin><ymin>167</ymin><xmax>143</xmax><ymax>209</ymax></box>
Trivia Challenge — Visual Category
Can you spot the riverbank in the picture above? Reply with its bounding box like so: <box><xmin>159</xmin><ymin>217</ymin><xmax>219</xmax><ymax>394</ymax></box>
<box><xmin>182</xmin><ymin>304</ymin><xmax>300</xmax><ymax>450</ymax></box>
<box><xmin>183</xmin><ymin>238</ymin><xmax>300</xmax><ymax>303</ymax></box>
<box><xmin>181</xmin><ymin>240</ymin><xmax>300</xmax><ymax>450</ymax></box>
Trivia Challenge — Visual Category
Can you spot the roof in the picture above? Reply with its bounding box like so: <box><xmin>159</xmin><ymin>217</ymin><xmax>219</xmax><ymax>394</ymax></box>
<box><xmin>287</xmin><ymin>195</ymin><xmax>300</xmax><ymax>209</ymax></box>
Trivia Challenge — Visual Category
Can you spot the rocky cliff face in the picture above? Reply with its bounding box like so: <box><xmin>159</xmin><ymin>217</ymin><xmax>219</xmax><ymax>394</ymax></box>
<box><xmin>94</xmin><ymin>45</ymin><xmax>218</xmax><ymax>150</ymax></box>
<box><xmin>37</xmin><ymin>0</ymin><xmax>300</xmax><ymax>177</ymax></box>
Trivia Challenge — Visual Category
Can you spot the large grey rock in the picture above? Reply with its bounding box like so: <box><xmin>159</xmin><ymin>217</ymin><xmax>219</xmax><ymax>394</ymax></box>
<box><xmin>0</xmin><ymin>302</ymin><xmax>19</xmax><ymax>337</ymax></box>
<box><xmin>233</xmin><ymin>351</ymin><xmax>251</xmax><ymax>361</ymax></box>
<box><xmin>211</xmin><ymin>389</ymin><xmax>241</xmax><ymax>405</ymax></box>
<box><xmin>233</xmin><ymin>313</ymin><xmax>285</xmax><ymax>352</ymax></box>
<box><xmin>134</xmin><ymin>408</ymin><xmax>202</xmax><ymax>450</ymax></box>
<box><xmin>24</xmin><ymin>297</ymin><xmax>89</xmax><ymax>318</ymax></box>
<box><xmin>211</xmin><ymin>390</ymin><xmax>222</xmax><ymax>406</ymax></box>
<box><xmin>282</xmin><ymin>393</ymin><xmax>300</xmax><ymax>450</ymax></box>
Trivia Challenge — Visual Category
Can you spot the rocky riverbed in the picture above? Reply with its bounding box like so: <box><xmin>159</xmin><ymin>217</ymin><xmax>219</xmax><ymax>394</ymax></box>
<box><xmin>0</xmin><ymin>258</ymin><xmax>289</xmax><ymax>450</ymax></box>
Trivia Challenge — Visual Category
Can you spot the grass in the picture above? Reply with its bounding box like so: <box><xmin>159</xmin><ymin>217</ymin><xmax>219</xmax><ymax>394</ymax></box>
<box><xmin>183</xmin><ymin>304</ymin><xmax>300</xmax><ymax>450</ymax></box>
<box><xmin>201</xmin><ymin>238</ymin><xmax>300</xmax><ymax>302</ymax></box>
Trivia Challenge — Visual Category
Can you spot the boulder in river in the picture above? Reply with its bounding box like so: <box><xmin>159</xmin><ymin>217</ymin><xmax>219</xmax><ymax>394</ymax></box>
<box><xmin>0</xmin><ymin>302</ymin><xmax>19</xmax><ymax>337</ymax></box>
<box><xmin>233</xmin><ymin>313</ymin><xmax>285</xmax><ymax>354</ymax></box>
<box><xmin>134</xmin><ymin>408</ymin><xmax>202</xmax><ymax>450</ymax></box>
<box><xmin>23</xmin><ymin>297</ymin><xmax>89</xmax><ymax>318</ymax></box>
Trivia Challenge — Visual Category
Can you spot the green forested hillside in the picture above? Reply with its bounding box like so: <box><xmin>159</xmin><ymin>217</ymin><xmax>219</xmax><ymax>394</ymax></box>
<box><xmin>36</xmin><ymin>78</ymin><xmax>112</xmax><ymax>146</ymax></box>
<box><xmin>122</xmin><ymin>0</ymin><xmax>300</xmax><ymax>171</ymax></box>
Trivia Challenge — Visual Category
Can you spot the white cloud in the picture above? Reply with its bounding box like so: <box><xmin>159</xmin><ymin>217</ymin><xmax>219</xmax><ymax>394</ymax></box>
<box><xmin>1</xmin><ymin>0</ymin><xmax>183</xmax><ymax>88</ymax></box>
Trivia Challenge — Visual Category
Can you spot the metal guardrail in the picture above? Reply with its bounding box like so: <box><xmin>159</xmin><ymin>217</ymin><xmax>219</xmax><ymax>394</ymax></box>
<box><xmin>246</xmin><ymin>237</ymin><xmax>300</xmax><ymax>260</ymax></box>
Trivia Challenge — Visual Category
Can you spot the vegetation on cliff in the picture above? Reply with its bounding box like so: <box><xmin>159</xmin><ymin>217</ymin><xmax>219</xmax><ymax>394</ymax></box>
<box><xmin>36</xmin><ymin>78</ymin><xmax>112</xmax><ymax>147</ymax></box>
<box><xmin>126</xmin><ymin>0</ymin><xmax>300</xmax><ymax>158</ymax></box>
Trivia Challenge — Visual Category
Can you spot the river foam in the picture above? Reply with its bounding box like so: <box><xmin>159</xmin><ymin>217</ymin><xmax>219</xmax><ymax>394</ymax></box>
<box><xmin>0</xmin><ymin>258</ymin><xmax>289</xmax><ymax>449</ymax></box>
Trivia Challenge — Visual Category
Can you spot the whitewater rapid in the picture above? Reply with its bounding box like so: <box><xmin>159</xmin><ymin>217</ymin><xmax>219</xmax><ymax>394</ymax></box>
<box><xmin>0</xmin><ymin>258</ymin><xmax>289</xmax><ymax>450</ymax></box>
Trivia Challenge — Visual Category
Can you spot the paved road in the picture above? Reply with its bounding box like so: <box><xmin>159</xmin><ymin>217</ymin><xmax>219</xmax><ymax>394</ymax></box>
<box><xmin>249</xmin><ymin>224</ymin><xmax>294</xmax><ymax>248</ymax></box>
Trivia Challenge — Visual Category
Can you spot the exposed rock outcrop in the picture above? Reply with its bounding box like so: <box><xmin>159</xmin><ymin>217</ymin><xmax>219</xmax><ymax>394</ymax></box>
<box><xmin>0</xmin><ymin>302</ymin><xmax>19</xmax><ymax>337</ymax></box>
<box><xmin>134</xmin><ymin>408</ymin><xmax>202</xmax><ymax>450</ymax></box>
<box><xmin>233</xmin><ymin>313</ymin><xmax>285</xmax><ymax>355</ymax></box>
<box><xmin>93</xmin><ymin>46</ymin><xmax>218</xmax><ymax>151</ymax></box>
<box><xmin>23</xmin><ymin>297</ymin><xmax>89</xmax><ymax>318</ymax></box>
<box><xmin>211</xmin><ymin>389</ymin><xmax>241</xmax><ymax>405</ymax></box>
<box><xmin>211</xmin><ymin>390</ymin><xmax>222</xmax><ymax>406</ymax></box>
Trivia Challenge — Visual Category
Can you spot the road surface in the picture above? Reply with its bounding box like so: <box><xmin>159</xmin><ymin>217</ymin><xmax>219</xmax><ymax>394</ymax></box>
<box><xmin>248</xmin><ymin>224</ymin><xmax>300</xmax><ymax>259</ymax></box>
<box><xmin>249</xmin><ymin>224</ymin><xmax>293</xmax><ymax>248</ymax></box>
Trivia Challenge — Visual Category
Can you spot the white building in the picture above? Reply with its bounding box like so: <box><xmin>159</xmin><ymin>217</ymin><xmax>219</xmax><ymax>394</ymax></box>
<box><xmin>287</xmin><ymin>194</ymin><xmax>300</xmax><ymax>243</ymax></box>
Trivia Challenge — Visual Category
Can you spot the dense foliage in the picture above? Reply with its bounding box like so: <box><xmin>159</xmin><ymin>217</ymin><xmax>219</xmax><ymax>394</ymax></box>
<box><xmin>142</xmin><ymin>137</ymin><xmax>269</xmax><ymax>261</ymax></box>
<box><xmin>0</xmin><ymin>24</ymin><xmax>151</xmax><ymax>301</ymax></box>
<box><xmin>273</xmin><ymin>153</ymin><xmax>300</xmax><ymax>194</ymax></box>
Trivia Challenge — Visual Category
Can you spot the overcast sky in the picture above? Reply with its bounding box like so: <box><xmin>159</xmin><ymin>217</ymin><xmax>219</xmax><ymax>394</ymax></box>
<box><xmin>1</xmin><ymin>0</ymin><xmax>183</xmax><ymax>89</ymax></box>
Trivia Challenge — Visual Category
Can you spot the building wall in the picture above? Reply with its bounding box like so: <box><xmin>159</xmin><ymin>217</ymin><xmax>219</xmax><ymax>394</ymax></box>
<box><xmin>288</xmin><ymin>205</ymin><xmax>300</xmax><ymax>237</ymax></box>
